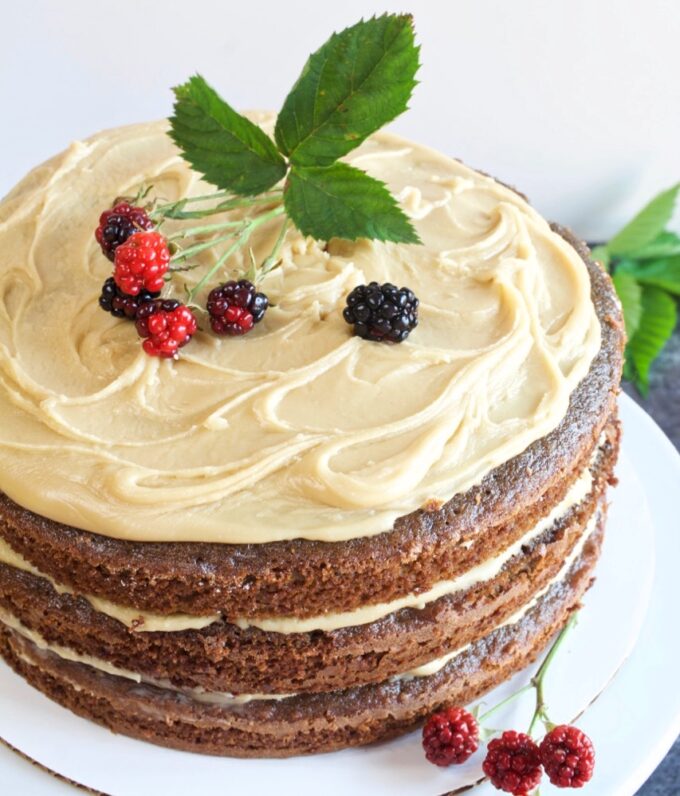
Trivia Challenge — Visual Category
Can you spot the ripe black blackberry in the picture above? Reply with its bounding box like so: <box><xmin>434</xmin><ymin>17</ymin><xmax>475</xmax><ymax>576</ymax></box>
<box><xmin>95</xmin><ymin>201</ymin><xmax>154</xmax><ymax>261</ymax></box>
<box><xmin>343</xmin><ymin>282</ymin><xmax>418</xmax><ymax>343</ymax></box>
<box><xmin>207</xmin><ymin>280</ymin><xmax>269</xmax><ymax>336</ymax></box>
<box><xmin>98</xmin><ymin>277</ymin><xmax>160</xmax><ymax>320</ymax></box>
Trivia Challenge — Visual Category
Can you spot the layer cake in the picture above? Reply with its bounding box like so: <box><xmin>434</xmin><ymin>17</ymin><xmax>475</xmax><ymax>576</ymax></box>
<box><xmin>0</xmin><ymin>120</ymin><xmax>624</xmax><ymax>756</ymax></box>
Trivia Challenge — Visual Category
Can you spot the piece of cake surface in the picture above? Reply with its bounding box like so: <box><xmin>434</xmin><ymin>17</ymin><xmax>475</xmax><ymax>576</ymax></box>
<box><xmin>0</xmin><ymin>117</ymin><xmax>624</xmax><ymax>757</ymax></box>
<box><xmin>0</xmin><ymin>118</ymin><xmax>603</xmax><ymax>544</ymax></box>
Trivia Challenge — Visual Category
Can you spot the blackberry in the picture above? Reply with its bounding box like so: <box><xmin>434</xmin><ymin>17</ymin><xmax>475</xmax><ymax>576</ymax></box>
<box><xmin>539</xmin><ymin>725</ymin><xmax>595</xmax><ymax>788</ymax></box>
<box><xmin>95</xmin><ymin>201</ymin><xmax>154</xmax><ymax>261</ymax></box>
<box><xmin>483</xmin><ymin>731</ymin><xmax>543</xmax><ymax>795</ymax></box>
<box><xmin>207</xmin><ymin>279</ymin><xmax>268</xmax><ymax>336</ymax></box>
<box><xmin>135</xmin><ymin>299</ymin><xmax>197</xmax><ymax>358</ymax></box>
<box><xmin>98</xmin><ymin>277</ymin><xmax>160</xmax><ymax>320</ymax></box>
<box><xmin>343</xmin><ymin>282</ymin><xmax>418</xmax><ymax>343</ymax></box>
<box><xmin>113</xmin><ymin>230</ymin><xmax>170</xmax><ymax>296</ymax></box>
<box><xmin>422</xmin><ymin>707</ymin><xmax>479</xmax><ymax>766</ymax></box>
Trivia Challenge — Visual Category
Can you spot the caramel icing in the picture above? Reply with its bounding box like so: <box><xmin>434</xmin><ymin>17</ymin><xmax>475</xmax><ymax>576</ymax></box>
<box><xmin>0</xmin><ymin>117</ymin><xmax>600</xmax><ymax>543</ymax></box>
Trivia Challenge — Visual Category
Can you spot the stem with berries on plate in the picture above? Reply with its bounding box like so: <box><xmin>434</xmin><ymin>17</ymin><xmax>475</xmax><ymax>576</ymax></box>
<box><xmin>422</xmin><ymin>612</ymin><xmax>596</xmax><ymax>795</ymax></box>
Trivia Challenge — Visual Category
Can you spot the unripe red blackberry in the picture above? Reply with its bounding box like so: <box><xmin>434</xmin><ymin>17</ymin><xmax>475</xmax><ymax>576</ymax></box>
<box><xmin>539</xmin><ymin>725</ymin><xmax>595</xmax><ymax>788</ymax></box>
<box><xmin>135</xmin><ymin>299</ymin><xmax>197</xmax><ymax>358</ymax></box>
<box><xmin>422</xmin><ymin>707</ymin><xmax>479</xmax><ymax>766</ymax></box>
<box><xmin>114</xmin><ymin>231</ymin><xmax>170</xmax><ymax>296</ymax></box>
<box><xmin>483</xmin><ymin>731</ymin><xmax>543</xmax><ymax>794</ymax></box>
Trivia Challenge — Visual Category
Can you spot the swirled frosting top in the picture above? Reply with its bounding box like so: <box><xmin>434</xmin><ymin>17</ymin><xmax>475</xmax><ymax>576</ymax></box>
<box><xmin>0</xmin><ymin>118</ymin><xmax>600</xmax><ymax>544</ymax></box>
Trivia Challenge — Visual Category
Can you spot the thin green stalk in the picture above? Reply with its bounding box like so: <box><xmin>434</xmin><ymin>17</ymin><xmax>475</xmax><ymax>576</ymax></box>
<box><xmin>165</xmin><ymin>263</ymin><xmax>199</xmax><ymax>275</ymax></box>
<box><xmin>155</xmin><ymin>189</ymin><xmax>232</xmax><ymax>209</ymax></box>
<box><xmin>527</xmin><ymin>612</ymin><xmax>578</xmax><ymax>737</ymax></box>
<box><xmin>258</xmin><ymin>218</ymin><xmax>291</xmax><ymax>282</ymax></box>
<box><xmin>478</xmin><ymin>684</ymin><xmax>534</xmax><ymax>724</ymax></box>
<box><xmin>472</xmin><ymin>611</ymin><xmax>579</xmax><ymax>746</ymax></box>
<box><xmin>168</xmin><ymin>218</ymin><xmax>246</xmax><ymax>241</ymax></box>
<box><xmin>187</xmin><ymin>206</ymin><xmax>285</xmax><ymax>302</ymax></box>
<box><xmin>527</xmin><ymin>681</ymin><xmax>548</xmax><ymax>738</ymax></box>
<box><xmin>170</xmin><ymin>233</ymin><xmax>240</xmax><ymax>264</ymax></box>
<box><xmin>153</xmin><ymin>192</ymin><xmax>283</xmax><ymax>221</ymax></box>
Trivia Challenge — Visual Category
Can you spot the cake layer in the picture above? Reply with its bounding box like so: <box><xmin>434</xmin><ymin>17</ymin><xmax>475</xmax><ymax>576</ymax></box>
<box><xmin>0</xmin><ymin>518</ymin><xmax>603</xmax><ymax>757</ymax></box>
<box><xmin>0</xmin><ymin>504</ymin><xmax>600</xmax><ymax>702</ymax></box>
<box><xmin>0</xmin><ymin>269</ymin><xmax>621</xmax><ymax>622</ymax></box>
<box><xmin>0</xmin><ymin>431</ymin><xmax>617</xmax><ymax>695</ymax></box>
<box><xmin>0</xmin><ymin>422</ymin><xmax>613</xmax><ymax>633</ymax></box>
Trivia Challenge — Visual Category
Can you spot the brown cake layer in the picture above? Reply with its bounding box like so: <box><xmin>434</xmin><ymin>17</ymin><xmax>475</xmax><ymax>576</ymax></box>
<box><xmin>0</xmin><ymin>518</ymin><xmax>603</xmax><ymax>757</ymax></box>
<box><xmin>0</xmin><ymin>226</ymin><xmax>624</xmax><ymax>620</ymax></box>
<box><xmin>0</xmin><ymin>429</ymin><xmax>617</xmax><ymax>695</ymax></box>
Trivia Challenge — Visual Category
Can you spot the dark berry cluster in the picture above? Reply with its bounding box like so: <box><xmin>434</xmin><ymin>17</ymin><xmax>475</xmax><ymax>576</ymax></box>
<box><xmin>95</xmin><ymin>201</ymin><xmax>154</xmax><ymax>261</ymax></box>
<box><xmin>207</xmin><ymin>279</ymin><xmax>268</xmax><ymax>336</ymax></box>
<box><xmin>483</xmin><ymin>731</ymin><xmax>543</xmax><ymax>795</ymax></box>
<box><xmin>422</xmin><ymin>707</ymin><xmax>479</xmax><ymax>766</ymax></box>
<box><xmin>343</xmin><ymin>281</ymin><xmax>418</xmax><ymax>343</ymax></box>
<box><xmin>95</xmin><ymin>204</ymin><xmax>189</xmax><ymax>357</ymax></box>
<box><xmin>539</xmin><ymin>725</ymin><xmax>595</xmax><ymax>789</ymax></box>
<box><xmin>135</xmin><ymin>299</ymin><xmax>197</xmax><ymax>359</ymax></box>
<box><xmin>422</xmin><ymin>703</ymin><xmax>595</xmax><ymax>795</ymax></box>
<box><xmin>98</xmin><ymin>277</ymin><xmax>160</xmax><ymax>319</ymax></box>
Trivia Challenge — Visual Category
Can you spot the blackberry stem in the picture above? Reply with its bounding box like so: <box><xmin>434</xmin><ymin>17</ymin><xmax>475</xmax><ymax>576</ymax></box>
<box><xmin>170</xmin><ymin>232</ymin><xmax>242</xmax><ymax>263</ymax></box>
<box><xmin>475</xmin><ymin>611</ymin><xmax>579</xmax><ymax>737</ymax></box>
<box><xmin>478</xmin><ymin>684</ymin><xmax>534</xmax><ymax>723</ymax></box>
<box><xmin>152</xmin><ymin>191</ymin><xmax>283</xmax><ymax>221</ymax></box>
<box><xmin>168</xmin><ymin>218</ymin><xmax>246</xmax><ymax>241</ymax></box>
<box><xmin>527</xmin><ymin>612</ymin><xmax>578</xmax><ymax>738</ymax></box>
<box><xmin>187</xmin><ymin>206</ymin><xmax>285</xmax><ymax>302</ymax></box>
<box><xmin>258</xmin><ymin>218</ymin><xmax>291</xmax><ymax>282</ymax></box>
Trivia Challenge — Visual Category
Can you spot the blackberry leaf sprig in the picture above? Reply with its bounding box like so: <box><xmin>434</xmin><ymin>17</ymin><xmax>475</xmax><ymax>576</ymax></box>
<box><xmin>168</xmin><ymin>13</ymin><xmax>421</xmax><ymax>256</ymax></box>
<box><xmin>95</xmin><ymin>15</ymin><xmax>423</xmax><ymax>358</ymax></box>
<box><xmin>593</xmin><ymin>183</ymin><xmax>680</xmax><ymax>395</ymax></box>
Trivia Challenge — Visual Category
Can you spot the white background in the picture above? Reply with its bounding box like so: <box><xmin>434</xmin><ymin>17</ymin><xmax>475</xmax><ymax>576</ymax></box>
<box><xmin>2</xmin><ymin>0</ymin><xmax>679</xmax><ymax>240</ymax></box>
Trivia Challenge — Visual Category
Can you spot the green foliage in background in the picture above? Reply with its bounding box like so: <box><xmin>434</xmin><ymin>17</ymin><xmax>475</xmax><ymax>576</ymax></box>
<box><xmin>592</xmin><ymin>184</ymin><xmax>680</xmax><ymax>396</ymax></box>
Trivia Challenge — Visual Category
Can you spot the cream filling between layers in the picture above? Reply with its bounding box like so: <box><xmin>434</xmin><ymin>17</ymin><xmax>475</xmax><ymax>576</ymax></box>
<box><xmin>1</xmin><ymin>513</ymin><xmax>597</xmax><ymax>707</ymax></box>
<box><xmin>0</xmin><ymin>457</ymin><xmax>595</xmax><ymax>634</ymax></box>
<box><xmin>0</xmin><ymin>118</ymin><xmax>601</xmax><ymax>545</ymax></box>
<box><xmin>400</xmin><ymin>509</ymin><xmax>597</xmax><ymax>679</ymax></box>
<box><xmin>0</xmin><ymin>539</ymin><xmax>219</xmax><ymax>632</ymax></box>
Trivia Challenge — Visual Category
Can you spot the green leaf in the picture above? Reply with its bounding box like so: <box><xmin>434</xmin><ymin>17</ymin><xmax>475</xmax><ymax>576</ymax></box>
<box><xmin>612</xmin><ymin>270</ymin><xmax>643</xmax><ymax>339</ymax></box>
<box><xmin>590</xmin><ymin>244</ymin><xmax>611</xmax><ymax>269</ymax></box>
<box><xmin>626</xmin><ymin>286</ymin><xmax>677</xmax><ymax>396</ymax></box>
<box><xmin>626</xmin><ymin>230</ymin><xmax>680</xmax><ymax>260</ymax></box>
<box><xmin>607</xmin><ymin>183</ymin><xmax>680</xmax><ymax>256</ymax></box>
<box><xmin>616</xmin><ymin>256</ymin><xmax>680</xmax><ymax>296</ymax></box>
<box><xmin>170</xmin><ymin>75</ymin><xmax>287</xmax><ymax>196</ymax></box>
<box><xmin>284</xmin><ymin>162</ymin><xmax>421</xmax><ymax>243</ymax></box>
<box><xmin>623</xmin><ymin>356</ymin><xmax>636</xmax><ymax>384</ymax></box>
<box><xmin>275</xmin><ymin>14</ymin><xmax>420</xmax><ymax>166</ymax></box>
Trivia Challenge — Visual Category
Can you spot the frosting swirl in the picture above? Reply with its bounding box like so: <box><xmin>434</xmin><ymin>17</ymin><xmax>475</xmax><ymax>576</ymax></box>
<box><xmin>0</xmin><ymin>118</ymin><xmax>600</xmax><ymax>543</ymax></box>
